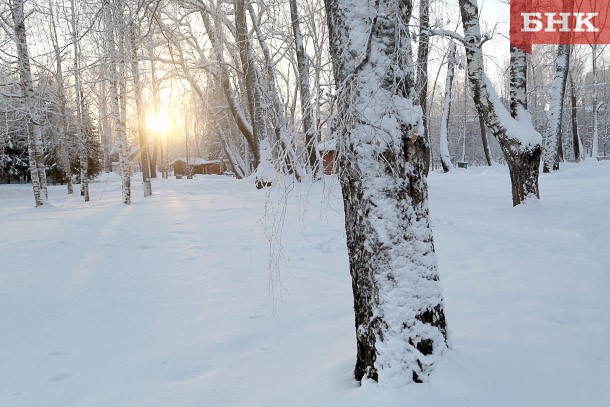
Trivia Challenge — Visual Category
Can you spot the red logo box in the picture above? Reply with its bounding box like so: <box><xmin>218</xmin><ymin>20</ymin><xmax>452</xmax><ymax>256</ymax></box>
<box><xmin>510</xmin><ymin>0</ymin><xmax>610</xmax><ymax>52</ymax></box>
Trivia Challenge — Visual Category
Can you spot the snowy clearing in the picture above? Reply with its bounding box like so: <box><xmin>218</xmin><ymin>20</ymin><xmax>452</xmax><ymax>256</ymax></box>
<box><xmin>1</xmin><ymin>162</ymin><xmax>609</xmax><ymax>406</ymax></box>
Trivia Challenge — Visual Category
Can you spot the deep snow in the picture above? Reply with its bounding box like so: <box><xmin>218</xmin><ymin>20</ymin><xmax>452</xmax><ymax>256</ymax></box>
<box><xmin>0</xmin><ymin>161</ymin><xmax>609</xmax><ymax>406</ymax></box>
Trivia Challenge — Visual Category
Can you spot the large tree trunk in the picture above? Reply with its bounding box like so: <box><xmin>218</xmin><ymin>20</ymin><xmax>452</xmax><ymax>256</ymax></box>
<box><xmin>325</xmin><ymin>0</ymin><xmax>448</xmax><ymax>385</ymax></box>
<box><xmin>440</xmin><ymin>42</ymin><xmax>456</xmax><ymax>173</ymax></box>
<box><xmin>11</xmin><ymin>0</ymin><xmax>48</xmax><ymax>206</ymax></box>
<box><xmin>460</xmin><ymin>0</ymin><xmax>542</xmax><ymax>206</ymax></box>
<box><xmin>543</xmin><ymin>44</ymin><xmax>570</xmax><ymax>172</ymax></box>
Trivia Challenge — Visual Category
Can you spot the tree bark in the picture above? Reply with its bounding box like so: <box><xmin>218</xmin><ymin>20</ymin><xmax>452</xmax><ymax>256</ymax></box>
<box><xmin>325</xmin><ymin>0</ymin><xmax>448</xmax><ymax>384</ymax></box>
<box><xmin>416</xmin><ymin>0</ymin><xmax>431</xmax><ymax>174</ymax></box>
<box><xmin>569</xmin><ymin>74</ymin><xmax>582</xmax><ymax>162</ymax></box>
<box><xmin>11</xmin><ymin>0</ymin><xmax>48</xmax><ymax>206</ymax></box>
<box><xmin>479</xmin><ymin>113</ymin><xmax>492</xmax><ymax>166</ymax></box>
<box><xmin>440</xmin><ymin>42</ymin><xmax>456</xmax><ymax>173</ymax></box>
<box><xmin>543</xmin><ymin>44</ymin><xmax>570</xmax><ymax>172</ymax></box>
<box><xmin>104</xmin><ymin>0</ymin><xmax>130</xmax><ymax>204</ymax></box>
<box><xmin>591</xmin><ymin>44</ymin><xmax>600</xmax><ymax>159</ymax></box>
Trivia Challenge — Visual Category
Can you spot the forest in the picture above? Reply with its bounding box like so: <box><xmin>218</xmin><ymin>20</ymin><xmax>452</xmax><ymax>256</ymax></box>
<box><xmin>0</xmin><ymin>0</ymin><xmax>609</xmax><ymax>405</ymax></box>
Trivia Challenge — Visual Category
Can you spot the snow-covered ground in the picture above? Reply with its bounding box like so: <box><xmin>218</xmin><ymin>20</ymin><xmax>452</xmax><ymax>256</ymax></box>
<box><xmin>1</xmin><ymin>161</ymin><xmax>609</xmax><ymax>407</ymax></box>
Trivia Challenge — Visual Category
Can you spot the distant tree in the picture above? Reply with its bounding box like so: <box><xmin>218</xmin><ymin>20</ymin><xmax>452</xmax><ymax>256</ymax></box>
<box><xmin>440</xmin><ymin>42</ymin><xmax>457</xmax><ymax>172</ymax></box>
<box><xmin>543</xmin><ymin>44</ymin><xmax>570</xmax><ymax>172</ymax></box>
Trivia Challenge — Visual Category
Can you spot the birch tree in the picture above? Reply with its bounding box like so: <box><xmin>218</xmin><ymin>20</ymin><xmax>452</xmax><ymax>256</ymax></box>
<box><xmin>440</xmin><ymin>42</ymin><xmax>456</xmax><ymax>172</ymax></box>
<box><xmin>325</xmin><ymin>0</ymin><xmax>448</xmax><ymax>384</ymax></box>
<box><xmin>543</xmin><ymin>44</ymin><xmax>570</xmax><ymax>172</ymax></box>
<box><xmin>590</xmin><ymin>44</ymin><xmax>601</xmax><ymax>159</ymax></box>
<box><xmin>460</xmin><ymin>0</ymin><xmax>542</xmax><ymax>206</ymax></box>
<box><xmin>104</xmin><ymin>0</ymin><xmax>130</xmax><ymax>204</ymax></box>
<box><xmin>8</xmin><ymin>0</ymin><xmax>49</xmax><ymax>206</ymax></box>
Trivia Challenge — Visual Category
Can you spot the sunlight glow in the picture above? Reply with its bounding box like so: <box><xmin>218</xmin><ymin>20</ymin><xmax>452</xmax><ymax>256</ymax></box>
<box><xmin>146</xmin><ymin>112</ymin><xmax>170</xmax><ymax>135</ymax></box>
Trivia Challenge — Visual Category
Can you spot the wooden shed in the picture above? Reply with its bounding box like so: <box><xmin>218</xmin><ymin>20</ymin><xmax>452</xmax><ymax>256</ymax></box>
<box><xmin>170</xmin><ymin>157</ymin><xmax>228</xmax><ymax>176</ymax></box>
<box><xmin>316</xmin><ymin>140</ymin><xmax>336</xmax><ymax>175</ymax></box>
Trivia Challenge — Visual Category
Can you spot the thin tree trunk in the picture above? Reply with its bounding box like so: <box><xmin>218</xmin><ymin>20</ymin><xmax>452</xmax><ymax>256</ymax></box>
<box><xmin>479</xmin><ymin>113</ymin><xmax>492</xmax><ymax>165</ymax></box>
<box><xmin>591</xmin><ymin>44</ymin><xmax>600</xmax><ymax>159</ymax></box>
<box><xmin>148</xmin><ymin>42</ymin><xmax>159</xmax><ymax>178</ymax></box>
<box><xmin>49</xmin><ymin>0</ymin><xmax>74</xmax><ymax>194</ymax></box>
<box><xmin>543</xmin><ymin>44</ymin><xmax>570</xmax><ymax>172</ymax></box>
<box><xmin>416</xmin><ymin>0</ymin><xmax>431</xmax><ymax>174</ymax></box>
<box><xmin>104</xmin><ymin>1</ymin><xmax>130</xmax><ymax>204</ymax></box>
<box><xmin>325</xmin><ymin>0</ymin><xmax>448</xmax><ymax>384</ymax></box>
<box><xmin>570</xmin><ymin>74</ymin><xmax>582</xmax><ymax>162</ymax></box>
<box><xmin>248</xmin><ymin>3</ymin><xmax>305</xmax><ymax>179</ymax></box>
<box><xmin>129</xmin><ymin>20</ymin><xmax>152</xmax><ymax>197</ymax></box>
<box><xmin>440</xmin><ymin>42</ymin><xmax>456</xmax><ymax>173</ymax></box>
<box><xmin>199</xmin><ymin>9</ymin><xmax>260</xmax><ymax>170</ymax></box>
<box><xmin>70</xmin><ymin>0</ymin><xmax>89</xmax><ymax>202</ymax></box>
<box><xmin>289</xmin><ymin>0</ymin><xmax>318</xmax><ymax>173</ymax></box>
<box><xmin>234</xmin><ymin>0</ymin><xmax>273</xmax><ymax>187</ymax></box>
<box><xmin>11</xmin><ymin>0</ymin><xmax>48</xmax><ymax>206</ymax></box>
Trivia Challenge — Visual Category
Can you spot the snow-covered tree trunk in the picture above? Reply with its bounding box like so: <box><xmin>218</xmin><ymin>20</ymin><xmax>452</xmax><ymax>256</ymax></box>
<box><xmin>569</xmin><ymin>74</ymin><xmax>582</xmax><ymax>162</ymax></box>
<box><xmin>325</xmin><ymin>0</ymin><xmax>448</xmax><ymax>384</ymax></box>
<box><xmin>440</xmin><ymin>42</ymin><xmax>456</xmax><ymax>173</ymax></box>
<box><xmin>415</xmin><ymin>0</ymin><xmax>431</xmax><ymax>174</ymax></box>
<box><xmin>129</xmin><ymin>19</ymin><xmax>152</xmax><ymax>197</ymax></box>
<box><xmin>234</xmin><ymin>0</ymin><xmax>274</xmax><ymax>188</ymax></box>
<box><xmin>11</xmin><ymin>0</ymin><xmax>48</xmax><ymax>206</ymax></box>
<box><xmin>289</xmin><ymin>0</ymin><xmax>318</xmax><ymax>173</ymax></box>
<box><xmin>104</xmin><ymin>1</ymin><xmax>130</xmax><ymax>204</ymax></box>
<box><xmin>460</xmin><ymin>0</ymin><xmax>542</xmax><ymax>206</ymax></box>
<box><xmin>543</xmin><ymin>44</ymin><xmax>570</xmax><ymax>172</ymax></box>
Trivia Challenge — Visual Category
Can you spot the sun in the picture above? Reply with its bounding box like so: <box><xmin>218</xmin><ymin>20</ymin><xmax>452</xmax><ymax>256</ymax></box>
<box><xmin>146</xmin><ymin>111</ymin><xmax>170</xmax><ymax>134</ymax></box>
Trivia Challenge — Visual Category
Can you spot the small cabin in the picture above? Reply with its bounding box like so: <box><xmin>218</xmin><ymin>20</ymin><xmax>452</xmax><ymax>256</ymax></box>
<box><xmin>170</xmin><ymin>157</ymin><xmax>228</xmax><ymax>176</ymax></box>
<box><xmin>316</xmin><ymin>140</ymin><xmax>336</xmax><ymax>175</ymax></box>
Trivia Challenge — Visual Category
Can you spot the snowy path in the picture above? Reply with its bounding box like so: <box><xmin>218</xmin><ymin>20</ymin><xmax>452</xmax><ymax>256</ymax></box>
<box><xmin>1</xmin><ymin>162</ymin><xmax>609</xmax><ymax>406</ymax></box>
